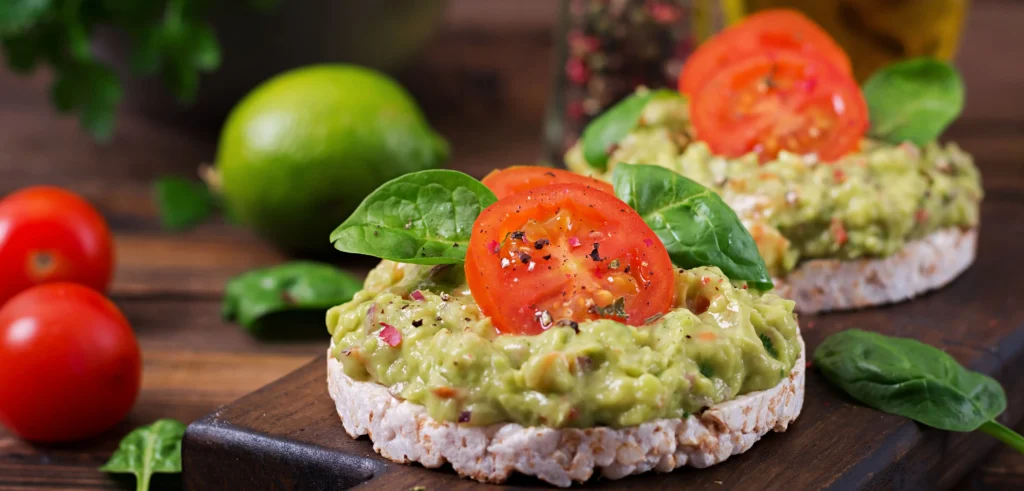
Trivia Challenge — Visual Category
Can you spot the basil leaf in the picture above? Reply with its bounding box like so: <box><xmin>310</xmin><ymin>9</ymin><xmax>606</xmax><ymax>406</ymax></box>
<box><xmin>153</xmin><ymin>176</ymin><xmax>216</xmax><ymax>231</ymax></box>
<box><xmin>223</xmin><ymin>261</ymin><xmax>362</xmax><ymax>337</ymax></box>
<box><xmin>863</xmin><ymin>57</ymin><xmax>964</xmax><ymax>145</ymax></box>
<box><xmin>581</xmin><ymin>89</ymin><xmax>679</xmax><ymax>171</ymax></box>
<box><xmin>330</xmin><ymin>170</ymin><xmax>497</xmax><ymax>264</ymax></box>
<box><xmin>611</xmin><ymin>163</ymin><xmax>773</xmax><ymax>289</ymax></box>
<box><xmin>814</xmin><ymin>329</ymin><xmax>1024</xmax><ymax>452</ymax></box>
<box><xmin>100</xmin><ymin>419</ymin><xmax>185</xmax><ymax>491</ymax></box>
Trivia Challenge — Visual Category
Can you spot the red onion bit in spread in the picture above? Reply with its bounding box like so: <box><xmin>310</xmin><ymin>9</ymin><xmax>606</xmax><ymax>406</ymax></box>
<box><xmin>410</xmin><ymin>290</ymin><xmax>425</xmax><ymax>301</ymax></box>
<box><xmin>643</xmin><ymin>238</ymin><xmax>654</xmax><ymax>247</ymax></box>
<box><xmin>379</xmin><ymin>323</ymin><xmax>402</xmax><ymax>347</ymax></box>
<box><xmin>487</xmin><ymin>239</ymin><xmax>500</xmax><ymax>254</ymax></box>
<box><xmin>364</xmin><ymin>303</ymin><xmax>378</xmax><ymax>331</ymax></box>
<box><xmin>568</xmin><ymin>236</ymin><xmax>581</xmax><ymax>248</ymax></box>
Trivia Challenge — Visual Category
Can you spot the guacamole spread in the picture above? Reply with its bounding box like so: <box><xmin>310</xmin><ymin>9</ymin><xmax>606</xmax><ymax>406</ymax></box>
<box><xmin>565</xmin><ymin>96</ymin><xmax>983</xmax><ymax>276</ymax></box>
<box><xmin>328</xmin><ymin>260</ymin><xmax>800</xmax><ymax>429</ymax></box>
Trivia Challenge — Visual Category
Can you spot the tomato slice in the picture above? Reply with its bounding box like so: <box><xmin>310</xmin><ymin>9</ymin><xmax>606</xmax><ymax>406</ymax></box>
<box><xmin>679</xmin><ymin>9</ymin><xmax>852</xmax><ymax>96</ymax></box>
<box><xmin>466</xmin><ymin>183</ymin><xmax>675</xmax><ymax>335</ymax></box>
<box><xmin>481</xmin><ymin>166</ymin><xmax>614</xmax><ymax>199</ymax></box>
<box><xmin>690</xmin><ymin>50</ymin><xmax>868</xmax><ymax>163</ymax></box>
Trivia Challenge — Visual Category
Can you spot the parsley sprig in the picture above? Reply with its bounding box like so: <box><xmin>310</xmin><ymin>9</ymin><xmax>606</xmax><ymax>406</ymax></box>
<box><xmin>0</xmin><ymin>0</ymin><xmax>274</xmax><ymax>140</ymax></box>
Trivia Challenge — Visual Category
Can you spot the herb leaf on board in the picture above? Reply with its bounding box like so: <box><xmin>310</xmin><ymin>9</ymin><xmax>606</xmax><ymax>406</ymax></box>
<box><xmin>153</xmin><ymin>176</ymin><xmax>216</xmax><ymax>231</ymax></box>
<box><xmin>611</xmin><ymin>163</ymin><xmax>773</xmax><ymax>289</ymax></box>
<box><xmin>222</xmin><ymin>262</ymin><xmax>362</xmax><ymax>337</ymax></box>
<box><xmin>581</xmin><ymin>89</ymin><xmax>679</xmax><ymax>171</ymax></box>
<box><xmin>330</xmin><ymin>170</ymin><xmax>498</xmax><ymax>264</ymax></box>
<box><xmin>100</xmin><ymin>419</ymin><xmax>186</xmax><ymax>491</ymax></box>
<box><xmin>814</xmin><ymin>329</ymin><xmax>1024</xmax><ymax>454</ymax></box>
<box><xmin>863</xmin><ymin>57</ymin><xmax>964</xmax><ymax>146</ymax></box>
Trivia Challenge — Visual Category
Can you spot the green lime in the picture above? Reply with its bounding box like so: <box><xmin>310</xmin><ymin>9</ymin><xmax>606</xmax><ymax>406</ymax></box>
<box><xmin>214</xmin><ymin>64</ymin><xmax>448</xmax><ymax>252</ymax></box>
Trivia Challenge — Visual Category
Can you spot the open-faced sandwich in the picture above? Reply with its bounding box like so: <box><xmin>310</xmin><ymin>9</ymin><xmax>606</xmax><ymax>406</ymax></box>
<box><xmin>566</xmin><ymin>9</ymin><xmax>983</xmax><ymax>313</ymax></box>
<box><xmin>326</xmin><ymin>167</ymin><xmax>804</xmax><ymax>486</ymax></box>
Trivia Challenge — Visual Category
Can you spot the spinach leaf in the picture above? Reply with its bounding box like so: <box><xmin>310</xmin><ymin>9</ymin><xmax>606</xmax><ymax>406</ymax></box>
<box><xmin>223</xmin><ymin>261</ymin><xmax>362</xmax><ymax>337</ymax></box>
<box><xmin>611</xmin><ymin>163</ymin><xmax>773</xmax><ymax>289</ymax></box>
<box><xmin>581</xmin><ymin>89</ymin><xmax>679</xmax><ymax>171</ymax></box>
<box><xmin>100</xmin><ymin>419</ymin><xmax>186</xmax><ymax>491</ymax></box>
<box><xmin>330</xmin><ymin>170</ymin><xmax>497</xmax><ymax>264</ymax></box>
<box><xmin>153</xmin><ymin>176</ymin><xmax>216</xmax><ymax>231</ymax></box>
<box><xmin>863</xmin><ymin>57</ymin><xmax>964</xmax><ymax>146</ymax></box>
<box><xmin>815</xmin><ymin>329</ymin><xmax>1024</xmax><ymax>454</ymax></box>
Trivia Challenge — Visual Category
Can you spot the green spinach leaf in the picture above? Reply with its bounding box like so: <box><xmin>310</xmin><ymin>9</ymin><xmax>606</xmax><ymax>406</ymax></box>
<box><xmin>581</xmin><ymin>89</ymin><xmax>679</xmax><ymax>171</ymax></box>
<box><xmin>223</xmin><ymin>261</ymin><xmax>362</xmax><ymax>337</ymax></box>
<box><xmin>815</xmin><ymin>329</ymin><xmax>1024</xmax><ymax>454</ymax></box>
<box><xmin>153</xmin><ymin>176</ymin><xmax>216</xmax><ymax>231</ymax></box>
<box><xmin>863</xmin><ymin>57</ymin><xmax>964</xmax><ymax>146</ymax></box>
<box><xmin>611</xmin><ymin>163</ymin><xmax>773</xmax><ymax>289</ymax></box>
<box><xmin>100</xmin><ymin>419</ymin><xmax>186</xmax><ymax>491</ymax></box>
<box><xmin>330</xmin><ymin>170</ymin><xmax>497</xmax><ymax>264</ymax></box>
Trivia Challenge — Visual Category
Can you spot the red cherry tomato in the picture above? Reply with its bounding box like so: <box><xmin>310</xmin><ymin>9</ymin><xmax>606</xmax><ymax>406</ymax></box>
<box><xmin>466</xmin><ymin>184</ymin><xmax>675</xmax><ymax>335</ymax></box>
<box><xmin>481</xmin><ymin>166</ymin><xmax>615</xmax><ymax>199</ymax></box>
<box><xmin>690</xmin><ymin>50</ymin><xmax>868</xmax><ymax>162</ymax></box>
<box><xmin>679</xmin><ymin>9</ymin><xmax>852</xmax><ymax>96</ymax></box>
<box><xmin>0</xmin><ymin>283</ymin><xmax>141</xmax><ymax>442</ymax></box>
<box><xmin>0</xmin><ymin>187</ymin><xmax>114</xmax><ymax>306</ymax></box>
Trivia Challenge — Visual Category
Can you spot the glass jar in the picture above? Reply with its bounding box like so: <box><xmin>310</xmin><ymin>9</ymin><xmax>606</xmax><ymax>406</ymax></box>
<box><xmin>545</xmin><ymin>0</ymin><xmax>714</xmax><ymax>162</ymax></box>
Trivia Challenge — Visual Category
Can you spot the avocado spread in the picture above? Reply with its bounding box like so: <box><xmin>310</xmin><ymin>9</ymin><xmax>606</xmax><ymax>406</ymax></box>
<box><xmin>565</xmin><ymin>96</ymin><xmax>983</xmax><ymax>276</ymax></box>
<box><xmin>328</xmin><ymin>260</ymin><xmax>800</xmax><ymax>428</ymax></box>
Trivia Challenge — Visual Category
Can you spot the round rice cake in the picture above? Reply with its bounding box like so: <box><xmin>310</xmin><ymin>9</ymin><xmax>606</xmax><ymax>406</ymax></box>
<box><xmin>326</xmin><ymin>335</ymin><xmax>806</xmax><ymax>487</ymax></box>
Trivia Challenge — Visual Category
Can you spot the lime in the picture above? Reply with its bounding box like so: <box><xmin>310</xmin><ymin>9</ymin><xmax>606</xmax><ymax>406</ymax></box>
<box><xmin>214</xmin><ymin>64</ymin><xmax>448</xmax><ymax>252</ymax></box>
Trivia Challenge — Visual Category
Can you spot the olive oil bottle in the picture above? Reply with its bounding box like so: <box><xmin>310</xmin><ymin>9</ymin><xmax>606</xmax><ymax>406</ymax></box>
<box><xmin>738</xmin><ymin>0</ymin><xmax>968</xmax><ymax>81</ymax></box>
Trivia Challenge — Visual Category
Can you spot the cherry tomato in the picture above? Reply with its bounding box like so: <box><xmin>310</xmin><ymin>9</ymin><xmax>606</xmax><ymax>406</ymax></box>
<box><xmin>0</xmin><ymin>187</ymin><xmax>114</xmax><ymax>306</ymax></box>
<box><xmin>481</xmin><ymin>166</ymin><xmax>614</xmax><ymax>199</ymax></box>
<box><xmin>678</xmin><ymin>9</ymin><xmax>852</xmax><ymax>96</ymax></box>
<box><xmin>0</xmin><ymin>283</ymin><xmax>141</xmax><ymax>442</ymax></box>
<box><xmin>466</xmin><ymin>184</ymin><xmax>675</xmax><ymax>335</ymax></box>
<box><xmin>690</xmin><ymin>50</ymin><xmax>868</xmax><ymax>162</ymax></box>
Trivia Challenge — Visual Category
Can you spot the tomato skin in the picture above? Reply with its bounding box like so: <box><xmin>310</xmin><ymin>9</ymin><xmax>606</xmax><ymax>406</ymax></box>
<box><xmin>466</xmin><ymin>184</ymin><xmax>675</xmax><ymax>335</ymax></box>
<box><xmin>690</xmin><ymin>50</ymin><xmax>868</xmax><ymax>162</ymax></box>
<box><xmin>0</xmin><ymin>283</ymin><xmax>141</xmax><ymax>442</ymax></box>
<box><xmin>679</xmin><ymin>9</ymin><xmax>852</xmax><ymax>96</ymax></box>
<box><xmin>481</xmin><ymin>166</ymin><xmax>614</xmax><ymax>199</ymax></box>
<box><xmin>0</xmin><ymin>187</ymin><xmax>114</xmax><ymax>306</ymax></box>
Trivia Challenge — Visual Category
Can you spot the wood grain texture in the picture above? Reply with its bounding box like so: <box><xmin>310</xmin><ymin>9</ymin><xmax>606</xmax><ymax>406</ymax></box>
<box><xmin>182</xmin><ymin>200</ymin><xmax>1024</xmax><ymax>490</ymax></box>
<box><xmin>0</xmin><ymin>350</ymin><xmax>316</xmax><ymax>491</ymax></box>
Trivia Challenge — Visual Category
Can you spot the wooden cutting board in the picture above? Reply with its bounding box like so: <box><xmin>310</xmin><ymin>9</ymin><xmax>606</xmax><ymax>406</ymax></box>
<box><xmin>181</xmin><ymin>200</ymin><xmax>1024</xmax><ymax>490</ymax></box>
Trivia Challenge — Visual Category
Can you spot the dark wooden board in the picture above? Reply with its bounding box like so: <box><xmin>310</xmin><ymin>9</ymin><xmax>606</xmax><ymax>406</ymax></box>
<box><xmin>181</xmin><ymin>199</ymin><xmax>1024</xmax><ymax>491</ymax></box>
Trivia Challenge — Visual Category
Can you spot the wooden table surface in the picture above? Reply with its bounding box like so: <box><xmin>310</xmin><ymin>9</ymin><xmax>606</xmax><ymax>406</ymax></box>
<box><xmin>1</xmin><ymin>1</ymin><xmax>1023</xmax><ymax>489</ymax></box>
